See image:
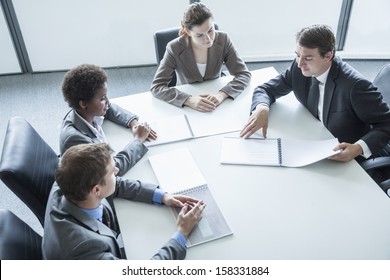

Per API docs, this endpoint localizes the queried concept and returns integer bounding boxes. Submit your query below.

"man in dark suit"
[240,24,390,163]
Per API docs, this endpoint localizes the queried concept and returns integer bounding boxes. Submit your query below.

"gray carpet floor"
[0,59,389,235]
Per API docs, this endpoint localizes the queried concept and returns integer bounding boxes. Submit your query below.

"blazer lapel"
[67,110,98,140]
[61,196,117,238]
[322,61,339,126]
[178,37,203,81]
[205,33,223,79]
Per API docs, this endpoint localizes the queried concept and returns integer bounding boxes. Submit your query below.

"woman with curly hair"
[60,64,157,176]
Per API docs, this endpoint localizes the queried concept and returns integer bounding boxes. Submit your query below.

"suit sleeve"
[105,103,149,176]
[105,103,138,127]
[150,42,191,107]
[350,79,390,156]
[250,61,295,113]
[113,176,157,203]
[113,140,148,177]
[150,239,186,260]
[220,34,251,99]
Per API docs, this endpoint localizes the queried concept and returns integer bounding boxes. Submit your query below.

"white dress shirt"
[316,68,371,158]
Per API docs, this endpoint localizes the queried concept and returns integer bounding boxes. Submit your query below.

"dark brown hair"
[296,24,336,59]
[55,143,113,202]
[179,2,213,36]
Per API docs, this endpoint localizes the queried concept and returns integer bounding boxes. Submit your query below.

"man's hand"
[240,104,269,138]
[162,193,200,208]
[176,200,205,238]
[328,142,363,162]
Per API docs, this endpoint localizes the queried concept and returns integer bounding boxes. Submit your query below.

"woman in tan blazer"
[150,2,251,112]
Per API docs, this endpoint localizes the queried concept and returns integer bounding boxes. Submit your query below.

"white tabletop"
[104,67,390,260]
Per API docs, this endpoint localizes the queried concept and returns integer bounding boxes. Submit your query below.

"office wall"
[203,0,342,61]
[0,7,21,74]
[1,0,390,74]
[12,0,188,71]
[344,0,390,58]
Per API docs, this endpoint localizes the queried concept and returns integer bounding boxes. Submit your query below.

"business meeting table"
[103,67,390,260]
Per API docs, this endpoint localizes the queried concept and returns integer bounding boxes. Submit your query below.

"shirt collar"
[80,204,104,222]
[316,66,331,85]
[74,110,104,137]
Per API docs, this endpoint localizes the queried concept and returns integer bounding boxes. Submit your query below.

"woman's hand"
[184,92,229,112]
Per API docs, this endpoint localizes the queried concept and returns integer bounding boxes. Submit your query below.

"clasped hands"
[184,91,229,112]
[162,193,206,238]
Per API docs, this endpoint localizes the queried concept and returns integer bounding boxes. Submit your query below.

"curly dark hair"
[62,64,108,109]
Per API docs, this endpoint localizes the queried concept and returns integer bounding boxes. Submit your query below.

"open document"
[149,148,233,247]
[220,137,340,167]
[144,112,241,147]
[144,114,194,147]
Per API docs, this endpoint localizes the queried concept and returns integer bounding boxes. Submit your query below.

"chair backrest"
[0,116,59,226]
[153,23,219,87]
[373,64,390,104]
[153,27,181,67]
[0,209,42,259]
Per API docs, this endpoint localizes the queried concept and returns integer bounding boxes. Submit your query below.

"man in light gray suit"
[42,143,204,260]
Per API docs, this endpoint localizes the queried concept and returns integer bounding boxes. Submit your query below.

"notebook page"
[220,137,280,166]
[281,138,340,167]
[144,114,194,147]
[149,148,207,193]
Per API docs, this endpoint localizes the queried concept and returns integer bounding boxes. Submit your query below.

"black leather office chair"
[153,23,219,87]
[360,64,390,196]
[0,209,42,259]
[0,116,59,226]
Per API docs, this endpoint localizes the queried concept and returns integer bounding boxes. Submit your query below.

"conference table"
[103,67,390,260]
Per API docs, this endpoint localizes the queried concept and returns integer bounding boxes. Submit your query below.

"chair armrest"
[360,156,390,171]
[379,178,390,197]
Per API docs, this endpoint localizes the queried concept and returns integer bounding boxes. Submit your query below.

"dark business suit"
[251,56,390,157]
[42,182,186,260]
[60,103,148,177]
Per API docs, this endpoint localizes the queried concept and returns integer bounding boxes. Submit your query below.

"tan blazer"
[150,31,251,107]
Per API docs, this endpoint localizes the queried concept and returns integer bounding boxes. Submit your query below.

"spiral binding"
[172,183,208,195]
[277,138,282,166]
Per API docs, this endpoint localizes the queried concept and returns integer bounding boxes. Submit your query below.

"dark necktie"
[102,205,116,231]
[307,77,320,118]
[101,204,127,259]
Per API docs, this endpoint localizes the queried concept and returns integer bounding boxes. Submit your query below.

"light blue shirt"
[80,204,104,221]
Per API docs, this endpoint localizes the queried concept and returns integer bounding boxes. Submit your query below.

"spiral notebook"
[149,148,233,247]
[220,136,340,167]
